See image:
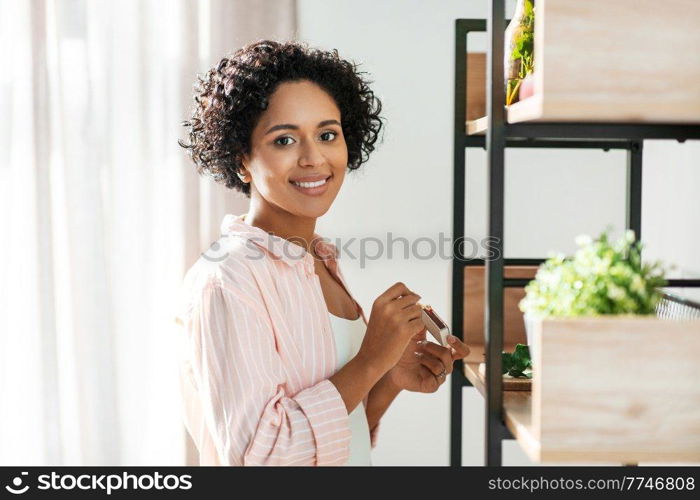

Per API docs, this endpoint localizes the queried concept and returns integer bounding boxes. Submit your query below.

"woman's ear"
[236,168,249,183]
[237,157,250,183]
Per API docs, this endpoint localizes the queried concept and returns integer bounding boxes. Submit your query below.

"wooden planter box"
[513,0,700,123]
[466,0,700,131]
[529,316,700,463]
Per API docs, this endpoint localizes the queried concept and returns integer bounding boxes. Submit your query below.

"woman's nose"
[298,139,325,167]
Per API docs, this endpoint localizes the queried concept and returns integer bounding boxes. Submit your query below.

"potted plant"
[505,0,535,105]
[519,229,667,361]
[515,231,700,461]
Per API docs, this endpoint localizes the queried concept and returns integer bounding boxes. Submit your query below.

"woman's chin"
[293,203,332,219]
[288,189,340,218]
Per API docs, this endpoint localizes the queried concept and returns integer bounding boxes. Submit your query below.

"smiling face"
[240,79,348,220]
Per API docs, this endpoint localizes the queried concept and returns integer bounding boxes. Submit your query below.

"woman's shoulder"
[176,235,270,321]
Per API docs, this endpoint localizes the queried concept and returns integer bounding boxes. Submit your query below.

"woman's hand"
[356,282,426,376]
[387,329,471,393]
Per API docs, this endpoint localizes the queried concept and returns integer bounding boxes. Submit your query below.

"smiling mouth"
[289,175,332,188]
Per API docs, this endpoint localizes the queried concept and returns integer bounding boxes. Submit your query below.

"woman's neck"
[244,199,317,256]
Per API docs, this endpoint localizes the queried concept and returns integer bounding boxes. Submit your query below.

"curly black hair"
[178,40,384,198]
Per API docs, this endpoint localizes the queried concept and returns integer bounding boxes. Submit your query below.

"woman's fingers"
[411,328,427,343]
[414,351,447,377]
[375,282,414,306]
[418,365,441,391]
[401,304,424,323]
[395,293,421,310]
[417,341,454,375]
[446,335,470,360]
[416,357,447,390]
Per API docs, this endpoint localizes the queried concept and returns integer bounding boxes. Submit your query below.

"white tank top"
[328,312,373,466]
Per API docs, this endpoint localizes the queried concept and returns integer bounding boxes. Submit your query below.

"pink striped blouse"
[176,213,379,466]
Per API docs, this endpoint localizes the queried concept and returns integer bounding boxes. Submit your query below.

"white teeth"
[292,177,328,188]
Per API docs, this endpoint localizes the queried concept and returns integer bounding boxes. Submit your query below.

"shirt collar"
[220,213,339,272]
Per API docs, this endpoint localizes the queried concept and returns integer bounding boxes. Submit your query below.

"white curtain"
[0,0,296,465]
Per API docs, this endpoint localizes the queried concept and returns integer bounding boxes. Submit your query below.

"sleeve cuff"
[295,379,352,466]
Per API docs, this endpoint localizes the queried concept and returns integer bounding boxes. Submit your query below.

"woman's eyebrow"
[264,119,341,135]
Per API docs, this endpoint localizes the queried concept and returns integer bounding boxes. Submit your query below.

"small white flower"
[607,284,626,301]
[630,275,645,294]
[575,234,592,247]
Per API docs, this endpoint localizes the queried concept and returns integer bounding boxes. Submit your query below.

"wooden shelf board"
[508,95,545,123]
[464,94,700,136]
[462,329,700,464]
[461,344,662,463]
[462,344,541,462]
[465,96,543,136]
[466,116,489,136]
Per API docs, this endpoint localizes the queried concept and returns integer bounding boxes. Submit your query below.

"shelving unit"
[450,3,700,467]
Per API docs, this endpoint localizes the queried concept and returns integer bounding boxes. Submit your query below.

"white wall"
[297,0,700,466]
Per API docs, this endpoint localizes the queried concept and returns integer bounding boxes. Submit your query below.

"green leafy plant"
[519,229,668,318]
[502,344,532,378]
[506,0,535,105]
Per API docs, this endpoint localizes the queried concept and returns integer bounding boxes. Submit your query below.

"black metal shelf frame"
[450,2,700,467]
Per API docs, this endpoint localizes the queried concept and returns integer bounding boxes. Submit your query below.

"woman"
[177,40,470,466]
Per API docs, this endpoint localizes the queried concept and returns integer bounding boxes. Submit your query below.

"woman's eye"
[274,136,295,146]
[320,131,337,141]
